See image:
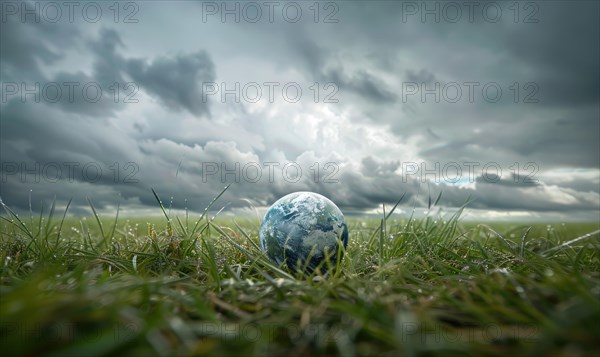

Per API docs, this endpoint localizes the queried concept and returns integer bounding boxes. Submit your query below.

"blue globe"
[259,192,348,273]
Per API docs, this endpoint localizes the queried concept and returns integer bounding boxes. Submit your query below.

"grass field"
[1,191,599,356]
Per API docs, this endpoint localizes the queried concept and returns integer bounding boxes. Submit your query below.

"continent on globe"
[259,191,348,274]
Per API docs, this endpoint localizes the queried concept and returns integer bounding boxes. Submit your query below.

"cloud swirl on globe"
[259,192,348,274]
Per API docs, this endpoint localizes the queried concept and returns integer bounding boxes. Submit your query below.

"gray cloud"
[405,69,436,84]
[324,68,396,103]
[127,51,215,116]
[1,1,598,221]
[0,6,80,81]
[361,156,400,177]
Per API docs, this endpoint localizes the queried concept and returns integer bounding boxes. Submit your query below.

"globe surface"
[259,191,348,273]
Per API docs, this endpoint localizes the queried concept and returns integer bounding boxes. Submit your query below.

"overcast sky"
[1,0,599,220]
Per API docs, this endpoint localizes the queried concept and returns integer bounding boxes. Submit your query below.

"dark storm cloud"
[324,68,396,103]
[1,0,598,220]
[501,1,599,107]
[0,105,248,214]
[291,34,396,103]
[127,51,215,116]
[79,28,215,118]
[465,185,596,213]
[507,114,599,168]
[0,17,213,213]
[89,29,126,88]
[267,167,599,215]
[1,25,128,118]
[0,101,121,163]
[417,107,599,169]
[0,102,144,212]
[553,178,600,194]
[361,156,400,177]
[2,9,215,118]
[293,35,326,74]
[405,69,436,84]
[475,173,540,188]
[289,1,599,170]
[45,70,126,117]
[0,5,80,81]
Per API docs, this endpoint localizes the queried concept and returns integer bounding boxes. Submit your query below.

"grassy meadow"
[1,191,599,356]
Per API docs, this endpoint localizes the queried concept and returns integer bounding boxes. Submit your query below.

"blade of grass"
[86,197,106,248]
[189,184,231,238]
[151,188,173,236]
[53,198,72,252]
[541,229,600,256]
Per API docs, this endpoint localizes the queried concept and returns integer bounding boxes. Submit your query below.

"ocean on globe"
[259,191,348,274]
